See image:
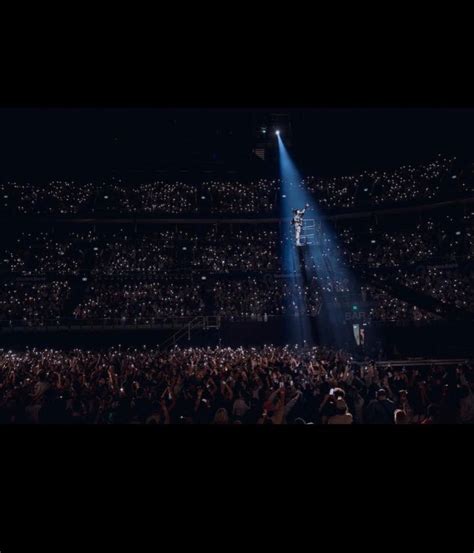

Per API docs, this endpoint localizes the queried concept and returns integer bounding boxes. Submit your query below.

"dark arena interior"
[1,107,473,426]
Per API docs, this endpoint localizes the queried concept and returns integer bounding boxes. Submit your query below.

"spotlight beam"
[277,133,312,345]
[277,133,362,349]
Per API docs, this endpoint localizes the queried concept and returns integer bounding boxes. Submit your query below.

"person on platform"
[291,204,310,246]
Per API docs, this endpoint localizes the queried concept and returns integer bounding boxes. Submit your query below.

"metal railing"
[0,314,223,333]
[0,315,201,331]
[354,358,469,368]
[159,316,211,349]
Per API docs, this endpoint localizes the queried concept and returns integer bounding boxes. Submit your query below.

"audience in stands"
[0,207,472,326]
[0,156,470,216]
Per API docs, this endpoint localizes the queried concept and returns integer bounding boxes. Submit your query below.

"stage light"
[275,130,280,135]
[277,134,361,349]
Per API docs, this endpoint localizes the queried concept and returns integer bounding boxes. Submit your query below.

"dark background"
[1,107,474,178]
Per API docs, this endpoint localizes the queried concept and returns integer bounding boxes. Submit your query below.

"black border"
[1,40,473,552]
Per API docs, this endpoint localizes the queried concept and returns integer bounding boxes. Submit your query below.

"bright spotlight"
[275,130,280,135]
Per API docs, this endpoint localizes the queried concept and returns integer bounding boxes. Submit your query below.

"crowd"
[1,156,471,216]
[70,276,323,323]
[91,232,176,276]
[203,179,278,214]
[73,281,205,321]
[0,180,95,215]
[366,158,453,206]
[362,287,439,323]
[359,266,474,324]
[0,345,472,424]
[96,180,199,214]
[0,231,88,276]
[1,268,468,327]
[3,211,471,277]
[212,276,322,319]
[0,281,71,324]
[392,266,474,313]
[1,156,473,426]
[190,228,279,273]
[341,214,473,268]
[303,175,360,210]
[0,207,472,326]
[303,157,457,209]
[0,227,281,276]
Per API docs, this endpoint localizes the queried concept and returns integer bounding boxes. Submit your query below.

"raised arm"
[284,390,302,416]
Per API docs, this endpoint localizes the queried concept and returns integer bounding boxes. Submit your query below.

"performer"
[291,203,310,246]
